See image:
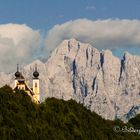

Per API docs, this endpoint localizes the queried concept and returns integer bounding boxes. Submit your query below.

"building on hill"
[14,64,40,103]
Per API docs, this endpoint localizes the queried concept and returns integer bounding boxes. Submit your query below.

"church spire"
[15,64,20,78]
[17,64,19,72]
[35,64,37,71]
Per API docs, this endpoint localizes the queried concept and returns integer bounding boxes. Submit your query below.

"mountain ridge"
[0,38,140,122]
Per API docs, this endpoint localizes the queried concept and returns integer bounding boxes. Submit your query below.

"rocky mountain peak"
[0,39,140,122]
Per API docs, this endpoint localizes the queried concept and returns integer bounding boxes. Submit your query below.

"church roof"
[24,81,34,96]
[15,73,25,80]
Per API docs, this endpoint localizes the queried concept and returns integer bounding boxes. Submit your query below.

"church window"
[35,83,37,87]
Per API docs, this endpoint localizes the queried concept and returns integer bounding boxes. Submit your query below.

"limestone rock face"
[0,72,11,87]
[0,38,140,122]
[117,53,140,121]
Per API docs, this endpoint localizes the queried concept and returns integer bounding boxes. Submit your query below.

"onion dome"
[33,64,39,78]
[15,64,21,78]
[15,71,20,77]
[33,71,39,78]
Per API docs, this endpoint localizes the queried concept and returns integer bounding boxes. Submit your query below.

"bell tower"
[33,64,40,103]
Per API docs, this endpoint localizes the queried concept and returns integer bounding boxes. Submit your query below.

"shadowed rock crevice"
[86,48,89,60]
[84,83,88,97]
[100,53,104,67]
[119,55,126,82]
[72,59,78,94]
[92,77,96,91]
[90,49,94,67]
[72,59,76,75]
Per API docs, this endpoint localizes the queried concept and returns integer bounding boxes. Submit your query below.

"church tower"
[14,64,26,90]
[14,64,21,88]
[33,64,40,103]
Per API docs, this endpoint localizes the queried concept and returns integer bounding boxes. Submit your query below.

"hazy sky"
[0,0,140,72]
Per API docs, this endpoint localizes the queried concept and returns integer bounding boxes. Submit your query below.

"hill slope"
[0,85,140,140]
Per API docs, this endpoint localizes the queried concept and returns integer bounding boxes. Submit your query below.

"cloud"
[2,19,140,72]
[0,23,41,73]
[44,19,140,54]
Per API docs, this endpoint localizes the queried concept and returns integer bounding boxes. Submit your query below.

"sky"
[0,0,140,30]
[0,0,140,72]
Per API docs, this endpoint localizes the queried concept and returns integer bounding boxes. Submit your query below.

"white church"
[14,64,40,103]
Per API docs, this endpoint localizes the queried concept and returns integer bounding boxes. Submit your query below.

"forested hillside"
[0,85,139,140]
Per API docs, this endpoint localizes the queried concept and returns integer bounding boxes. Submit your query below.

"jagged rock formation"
[0,39,140,122]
